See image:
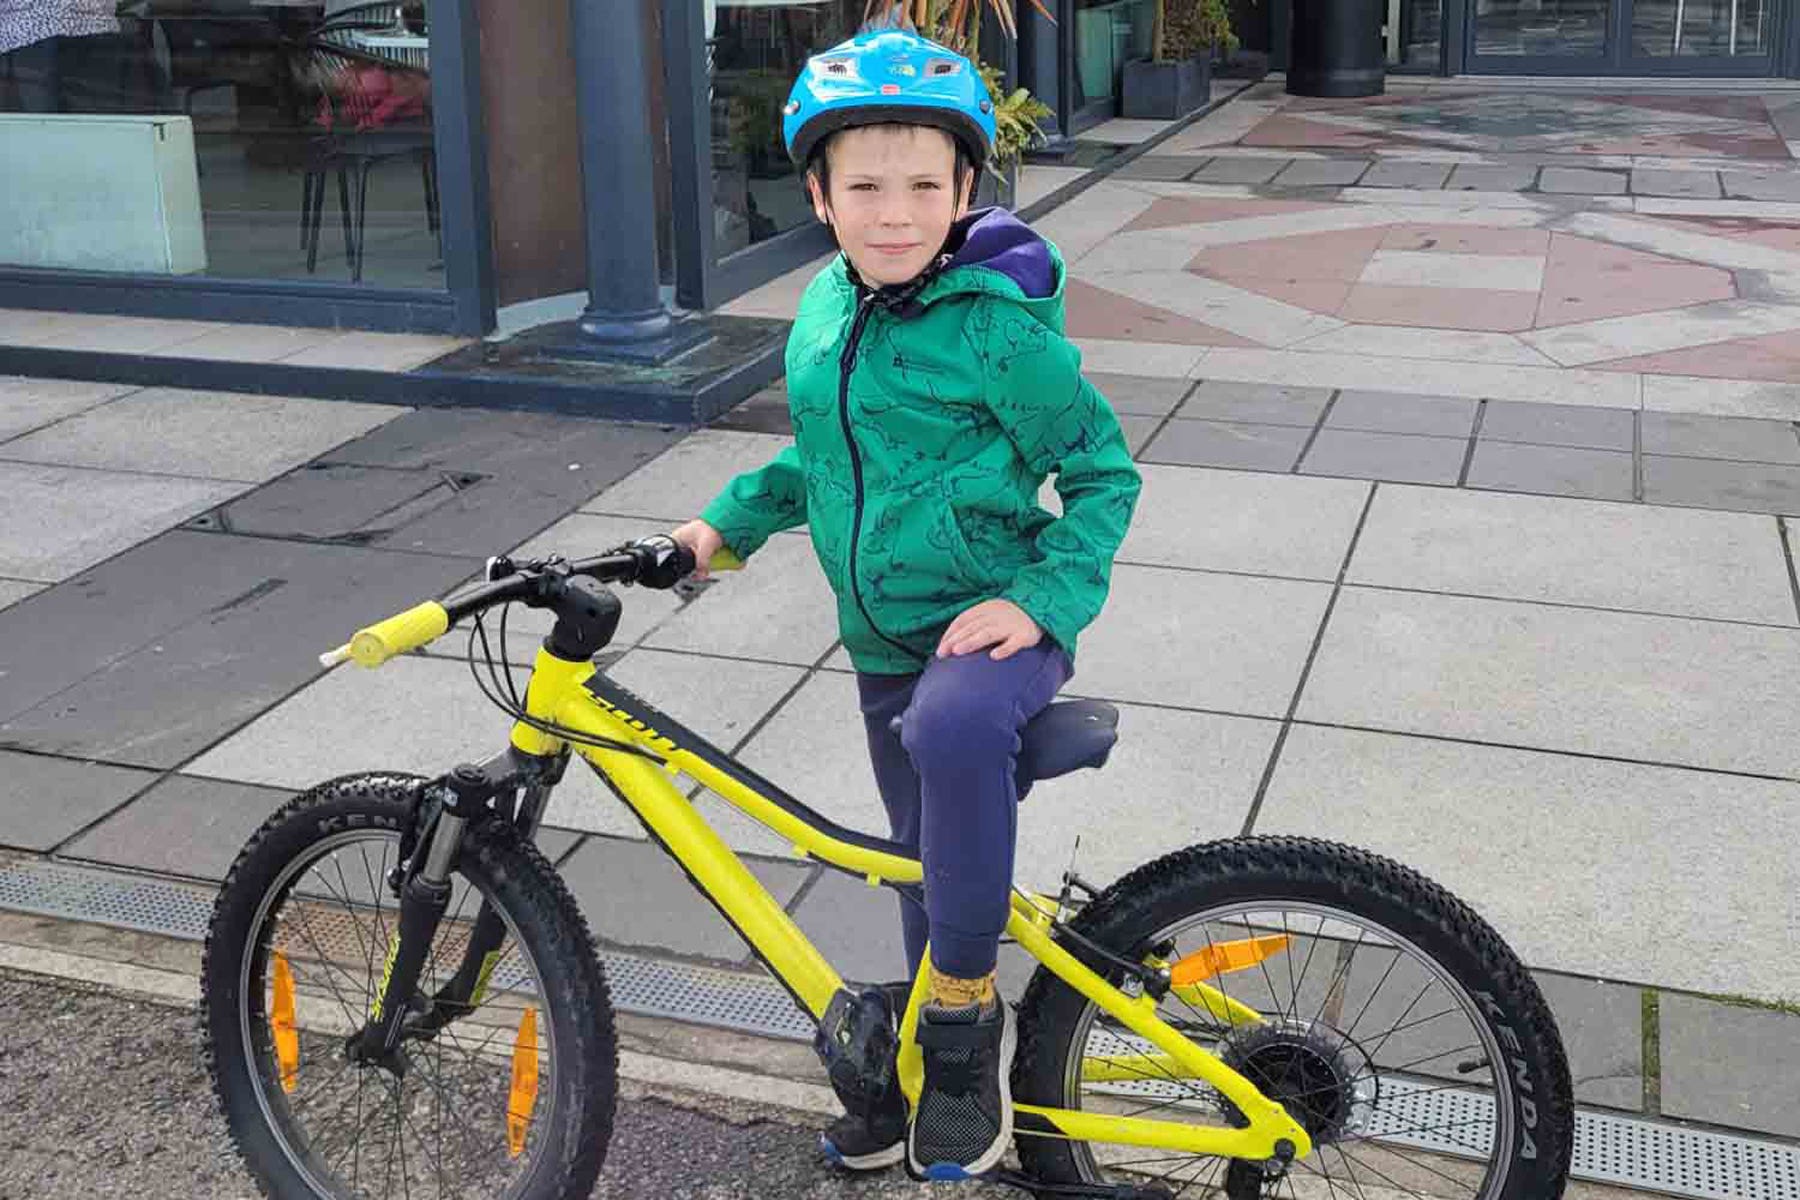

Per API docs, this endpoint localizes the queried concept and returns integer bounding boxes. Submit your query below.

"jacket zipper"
[838,295,922,664]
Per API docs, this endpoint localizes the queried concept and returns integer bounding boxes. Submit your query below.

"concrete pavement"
[4,76,1800,1193]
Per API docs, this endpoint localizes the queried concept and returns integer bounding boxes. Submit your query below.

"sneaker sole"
[821,1134,905,1172]
[906,1003,1017,1181]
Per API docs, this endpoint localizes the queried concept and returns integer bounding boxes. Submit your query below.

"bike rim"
[1057,899,1517,1200]
[234,829,560,1200]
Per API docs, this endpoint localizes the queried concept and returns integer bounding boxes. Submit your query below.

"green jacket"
[700,210,1142,675]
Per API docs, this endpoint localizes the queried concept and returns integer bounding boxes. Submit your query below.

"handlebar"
[319,538,742,669]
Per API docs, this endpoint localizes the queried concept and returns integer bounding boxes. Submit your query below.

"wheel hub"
[1221,1018,1362,1146]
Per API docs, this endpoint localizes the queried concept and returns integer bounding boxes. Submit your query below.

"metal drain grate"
[3,858,1797,1199]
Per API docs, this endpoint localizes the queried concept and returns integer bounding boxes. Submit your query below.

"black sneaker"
[820,1091,907,1171]
[905,998,1015,1181]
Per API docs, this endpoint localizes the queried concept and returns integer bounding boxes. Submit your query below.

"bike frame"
[500,646,1315,1164]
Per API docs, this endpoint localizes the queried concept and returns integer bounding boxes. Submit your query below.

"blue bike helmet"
[783,29,996,170]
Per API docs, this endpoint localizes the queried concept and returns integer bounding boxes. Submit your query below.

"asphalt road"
[0,968,1014,1200]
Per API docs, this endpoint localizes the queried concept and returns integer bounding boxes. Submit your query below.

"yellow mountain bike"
[200,537,1574,1200]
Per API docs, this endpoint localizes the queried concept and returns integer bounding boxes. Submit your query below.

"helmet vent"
[927,59,962,76]
[819,57,857,77]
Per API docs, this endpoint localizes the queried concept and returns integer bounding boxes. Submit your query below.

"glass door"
[1465,0,1779,73]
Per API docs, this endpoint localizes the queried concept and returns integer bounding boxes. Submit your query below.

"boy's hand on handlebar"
[671,519,726,580]
[938,599,1043,661]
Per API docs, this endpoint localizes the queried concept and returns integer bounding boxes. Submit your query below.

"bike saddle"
[888,700,1119,796]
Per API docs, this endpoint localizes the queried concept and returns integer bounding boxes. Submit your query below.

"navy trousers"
[855,642,1070,980]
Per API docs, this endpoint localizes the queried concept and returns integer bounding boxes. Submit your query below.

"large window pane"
[1388,0,1443,67]
[1073,0,1152,112]
[1630,0,1769,56]
[0,0,444,287]
[1472,0,1609,56]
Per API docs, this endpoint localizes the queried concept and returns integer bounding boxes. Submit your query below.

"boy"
[671,27,1141,1182]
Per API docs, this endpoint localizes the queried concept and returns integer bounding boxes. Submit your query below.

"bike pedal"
[992,1169,1174,1199]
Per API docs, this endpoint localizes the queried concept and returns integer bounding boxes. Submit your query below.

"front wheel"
[201,772,617,1200]
[1013,836,1573,1200]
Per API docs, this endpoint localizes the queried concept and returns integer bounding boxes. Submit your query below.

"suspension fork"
[355,750,565,1063]
[354,744,565,1065]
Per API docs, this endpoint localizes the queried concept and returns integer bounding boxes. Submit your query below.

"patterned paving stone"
[1327,390,1479,437]
[1466,441,1635,502]
[1270,158,1369,187]
[1720,170,1800,202]
[1190,156,1289,185]
[1445,163,1539,191]
[1642,455,1800,515]
[1630,168,1722,199]
[1360,160,1453,189]
[1540,167,1628,195]
[1112,155,1209,181]
[1182,381,1332,427]
[1480,400,1635,451]
[1641,412,1800,465]
[1300,429,1467,486]
[1140,418,1310,471]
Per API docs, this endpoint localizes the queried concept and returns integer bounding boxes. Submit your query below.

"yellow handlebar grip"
[347,601,450,668]
[709,548,745,572]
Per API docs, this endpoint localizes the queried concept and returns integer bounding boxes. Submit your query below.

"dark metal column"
[564,0,706,359]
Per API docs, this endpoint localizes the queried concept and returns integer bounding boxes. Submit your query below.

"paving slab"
[1478,400,1635,451]
[1112,155,1209,181]
[642,533,840,666]
[1540,167,1628,195]
[1445,164,1539,192]
[0,534,483,769]
[1661,993,1800,1138]
[1720,170,1800,202]
[58,774,295,880]
[315,409,680,557]
[0,751,157,851]
[559,833,812,966]
[1348,486,1798,626]
[1533,972,1644,1110]
[1075,564,1332,717]
[1118,414,1161,456]
[1327,391,1480,437]
[1642,455,1800,516]
[732,669,1280,889]
[1360,161,1453,190]
[710,384,792,436]
[583,429,796,524]
[0,463,242,583]
[1630,169,1722,199]
[1466,441,1635,502]
[1640,412,1800,465]
[1139,419,1310,471]
[1085,373,1193,418]
[1300,586,1800,777]
[1300,430,1467,486]
[185,647,803,846]
[0,579,42,610]
[0,389,402,482]
[0,376,135,442]
[191,463,462,542]
[1118,464,1368,580]
[1181,380,1332,427]
[1270,159,1369,188]
[1191,157,1288,185]
[1258,724,1800,1001]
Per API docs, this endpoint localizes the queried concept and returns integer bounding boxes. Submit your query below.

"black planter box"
[1120,55,1212,122]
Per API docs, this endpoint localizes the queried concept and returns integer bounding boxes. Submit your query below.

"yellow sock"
[929,965,997,1009]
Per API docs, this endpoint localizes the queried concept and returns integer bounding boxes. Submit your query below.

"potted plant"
[1121,0,1236,120]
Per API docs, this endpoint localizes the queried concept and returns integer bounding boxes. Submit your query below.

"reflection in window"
[1472,0,1610,57]
[0,0,443,286]
[1631,0,1769,56]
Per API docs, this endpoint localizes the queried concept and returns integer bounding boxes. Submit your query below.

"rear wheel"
[1014,837,1573,1199]
[202,772,617,1200]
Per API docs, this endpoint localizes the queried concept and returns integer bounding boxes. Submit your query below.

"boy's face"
[808,125,973,287]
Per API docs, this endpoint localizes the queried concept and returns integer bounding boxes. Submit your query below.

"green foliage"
[1157,0,1239,62]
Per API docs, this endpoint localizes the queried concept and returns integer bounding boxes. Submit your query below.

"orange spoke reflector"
[507,1008,540,1159]
[1169,934,1292,986]
[271,950,299,1094]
